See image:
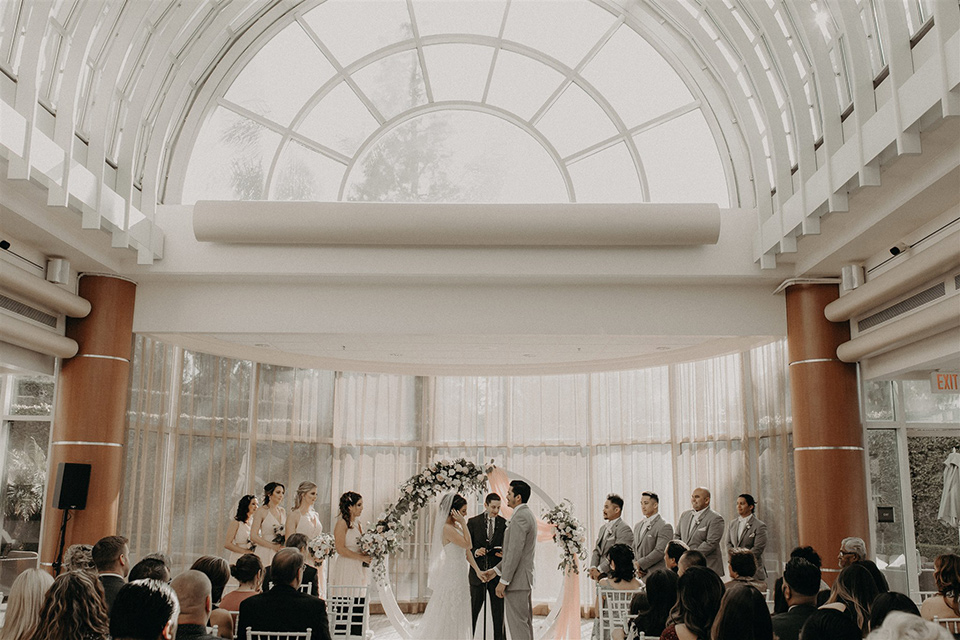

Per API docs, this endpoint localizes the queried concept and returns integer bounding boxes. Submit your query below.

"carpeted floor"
[367,613,598,639]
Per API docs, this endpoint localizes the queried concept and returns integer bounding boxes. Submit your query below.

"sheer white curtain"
[123,337,794,604]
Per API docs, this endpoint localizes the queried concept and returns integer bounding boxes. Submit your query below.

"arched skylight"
[180,0,731,206]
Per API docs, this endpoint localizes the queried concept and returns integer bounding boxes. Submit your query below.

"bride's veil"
[427,492,457,590]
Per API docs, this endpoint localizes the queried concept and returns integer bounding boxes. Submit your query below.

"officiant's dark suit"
[468,507,507,640]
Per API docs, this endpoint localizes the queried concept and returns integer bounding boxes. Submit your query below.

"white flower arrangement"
[308,532,337,563]
[542,499,587,574]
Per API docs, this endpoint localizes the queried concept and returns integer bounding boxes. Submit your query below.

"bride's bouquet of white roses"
[307,533,336,563]
[542,499,587,574]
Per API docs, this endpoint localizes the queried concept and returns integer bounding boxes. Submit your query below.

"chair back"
[327,585,370,639]
[597,586,644,637]
[934,616,960,633]
[299,582,313,595]
[245,629,312,640]
[918,590,939,601]
[226,611,240,639]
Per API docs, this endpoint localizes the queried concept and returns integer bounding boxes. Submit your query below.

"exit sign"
[931,372,959,393]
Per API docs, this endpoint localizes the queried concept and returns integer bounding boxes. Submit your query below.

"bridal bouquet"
[542,499,587,574]
[308,533,336,563]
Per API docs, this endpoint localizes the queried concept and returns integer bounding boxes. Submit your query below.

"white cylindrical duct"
[0,260,91,317]
[836,295,960,362]
[193,201,723,246]
[0,313,78,359]
[825,229,960,322]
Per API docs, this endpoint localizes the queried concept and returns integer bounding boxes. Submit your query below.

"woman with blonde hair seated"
[0,569,54,640]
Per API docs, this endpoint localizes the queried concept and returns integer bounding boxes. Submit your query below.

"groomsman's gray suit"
[499,503,537,640]
[589,518,634,576]
[676,508,725,576]
[726,514,768,581]
[633,513,673,575]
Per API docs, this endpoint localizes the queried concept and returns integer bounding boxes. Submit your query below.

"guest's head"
[826,562,880,634]
[604,494,624,521]
[934,554,960,599]
[92,534,130,577]
[736,494,757,517]
[29,570,110,640]
[782,557,821,606]
[171,570,212,626]
[129,557,170,583]
[235,494,258,522]
[641,491,660,517]
[285,532,309,553]
[711,583,773,640]
[485,493,501,517]
[263,482,285,507]
[109,579,179,640]
[868,592,920,631]
[508,480,531,506]
[839,536,867,567]
[865,611,953,640]
[669,566,724,639]
[691,487,712,511]
[62,544,96,575]
[0,568,54,640]
[666,540,689,571]
[728,547,757,579]
[678,549,707,576]
[189,556,229,605]
[338,491,363,526]
[293,481,318,510]
[799,609,862,640]
[230,553,263,587]
[271,548,304,588]
[633,569,679,636]
[607,543,636,583]
[790,545,823,569]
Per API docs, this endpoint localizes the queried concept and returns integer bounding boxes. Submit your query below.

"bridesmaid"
[287,482,325,595]
[328,491,372,590]
[250,482,286,568]
[224,494,258,565]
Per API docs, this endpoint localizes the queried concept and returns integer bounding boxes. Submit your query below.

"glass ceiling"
[181,0,729,205]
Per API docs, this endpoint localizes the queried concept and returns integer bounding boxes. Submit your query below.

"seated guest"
[799,609,862,640]
[678,549,707,576]
[838,536,889,594]
[28,570,110,640]
[110,579,179,640]
[711,583,773,640]
[237,549,331,640]
[869,592,920,632]
[63,543,97,575]
[599,543,642,590]
[221,554,264,611]
[130,557,171,583]
[171,570,219,640]
[666,540,689,573]
[866,611,953,640]
[774,546,828,614]
[0,568,54,640]
[621,569,677,639]
[661,566,724,640]
[92,534,130,611]
[613,592,646,640]
[726,547,766,592]
[772,558,822,640]
[263,533,320,596]
[190,556,232,639]
[921,554,960,623]
[821,563,880,637]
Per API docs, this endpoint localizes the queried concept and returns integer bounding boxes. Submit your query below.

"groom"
[495,480,536,640]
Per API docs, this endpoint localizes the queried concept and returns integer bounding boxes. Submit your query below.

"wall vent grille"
[858,282,946,331]
[955,273,960,290]
[0,294,58,327]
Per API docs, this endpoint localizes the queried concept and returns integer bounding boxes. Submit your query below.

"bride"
[415,493,490,639]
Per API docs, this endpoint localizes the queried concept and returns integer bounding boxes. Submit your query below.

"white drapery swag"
[122,337,794,605]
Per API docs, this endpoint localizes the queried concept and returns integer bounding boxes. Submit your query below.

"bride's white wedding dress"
[414,541,473,639]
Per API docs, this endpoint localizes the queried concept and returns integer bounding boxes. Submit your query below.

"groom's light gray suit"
[498,502,537,640]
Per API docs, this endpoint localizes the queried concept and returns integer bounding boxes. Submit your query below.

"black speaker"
[52,463,91,510]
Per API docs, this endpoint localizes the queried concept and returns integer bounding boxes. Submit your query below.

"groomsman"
[588,494,634,581]
[726,493,767,581]
[468,492,507,640]
[633,491,673,578]
[676,487,725,576]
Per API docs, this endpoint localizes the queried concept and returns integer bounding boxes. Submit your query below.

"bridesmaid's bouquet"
[271,523,285,545]
[308,533,337,562]
[542,499,587,574]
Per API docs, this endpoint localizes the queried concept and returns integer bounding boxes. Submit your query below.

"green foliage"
[221,116,266,200]
[908,435,960,562]
[4,437,46,521]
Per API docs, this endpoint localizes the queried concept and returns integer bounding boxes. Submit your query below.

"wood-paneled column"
[786,283,868,584]
[40,275,135,572]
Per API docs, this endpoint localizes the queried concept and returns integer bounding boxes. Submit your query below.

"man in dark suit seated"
[110,579,179,640]
[263,533,320,596]
[238,548,331,640]
[771,558,821,640]
[93,534,130,612]
[468,492,507,640]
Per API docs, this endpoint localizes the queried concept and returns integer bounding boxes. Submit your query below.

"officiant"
[469,492,508,640]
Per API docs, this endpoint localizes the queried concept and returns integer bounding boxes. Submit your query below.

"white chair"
[595,586,644,640]
[226,611,240,639]
[245,629,312,640]
[918,590,939,601]
[933,616,960,634]
[326,585,370,639]
[299,582,313,595]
